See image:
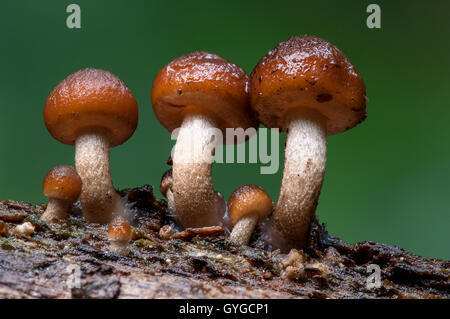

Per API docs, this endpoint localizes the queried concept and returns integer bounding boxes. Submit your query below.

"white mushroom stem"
[166,189,176,213]
[75,130,124,224]
[229,214,258,246]
[172,114,225,228]
[40,198,70,222]
[272,110,327,249]
[109,240,130,256]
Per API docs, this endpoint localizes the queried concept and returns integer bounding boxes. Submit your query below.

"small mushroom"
[40,165,82,223]
[12,222,35,235]
[160,169,175,213]
[108,215,132,256]
[44,68,138,224]
[151,52,256,228]
[159,224,174,239]
[227,185,273,246]
[250,36,367,250]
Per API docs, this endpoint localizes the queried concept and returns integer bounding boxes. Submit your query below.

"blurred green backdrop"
[0,0,449,259]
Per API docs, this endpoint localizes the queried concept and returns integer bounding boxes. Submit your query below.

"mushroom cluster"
[37,35,366,255]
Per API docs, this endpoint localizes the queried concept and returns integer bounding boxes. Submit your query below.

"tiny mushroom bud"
[159,224,174,239]
[250,36,367,250]
[44,68,138,224]
[12,222,35,235]
[151,52,256,228]
[108,215,132,256]
[160,169,175,213]
[40,165,82,223]
[228,185,273,246]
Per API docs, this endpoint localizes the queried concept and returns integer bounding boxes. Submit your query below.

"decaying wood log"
[0,185,448,299]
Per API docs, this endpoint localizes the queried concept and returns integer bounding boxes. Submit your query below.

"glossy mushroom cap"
[160,169,173,196]
[250,35,367,134]
[108,216,132,244]
[43,165,82,202]
[228,184,273,225]
[151,51,256,139]
[44,68,138,146]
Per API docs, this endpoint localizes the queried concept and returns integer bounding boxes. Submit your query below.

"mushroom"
[40,165,82,222]
[227,184,273,246]
[12,222,35,235]
[159,224,174,239]
[44,68,138,224]
[160,169,175,213]
[249,36,367,250]
[151,52,256,228]
[108,215,132,256]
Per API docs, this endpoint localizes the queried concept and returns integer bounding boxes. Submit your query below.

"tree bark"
[0,186,448,299]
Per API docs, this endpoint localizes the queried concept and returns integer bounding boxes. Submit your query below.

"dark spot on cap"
[177,89,182,95]
[316,93,332,103]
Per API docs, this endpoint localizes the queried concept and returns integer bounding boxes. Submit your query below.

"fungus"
[40,165,82,223]
[227,184,273,246]
[108,215,132,256]
[12,222,35,235]
[250,36,367,250]
[151,52,256,228]
[159,224,174,239]
[44,68,138,224]
[160,169,175,213]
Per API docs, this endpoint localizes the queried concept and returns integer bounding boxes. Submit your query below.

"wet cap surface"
[151,51,257,139]
[228,184,273,225]
[250,35,367,134]
[43,165,82,202]
[44,68,138,146]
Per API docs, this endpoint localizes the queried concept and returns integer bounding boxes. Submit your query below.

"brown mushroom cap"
[44,68,138,147]
[108,216,131,243]
[151,51,256,139]
[160,169,173,196]
[43,165,82,202]
[228,184,273,225]
[250,35,366,135]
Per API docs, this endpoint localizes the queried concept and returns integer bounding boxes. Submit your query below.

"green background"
[1,0,449,259]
